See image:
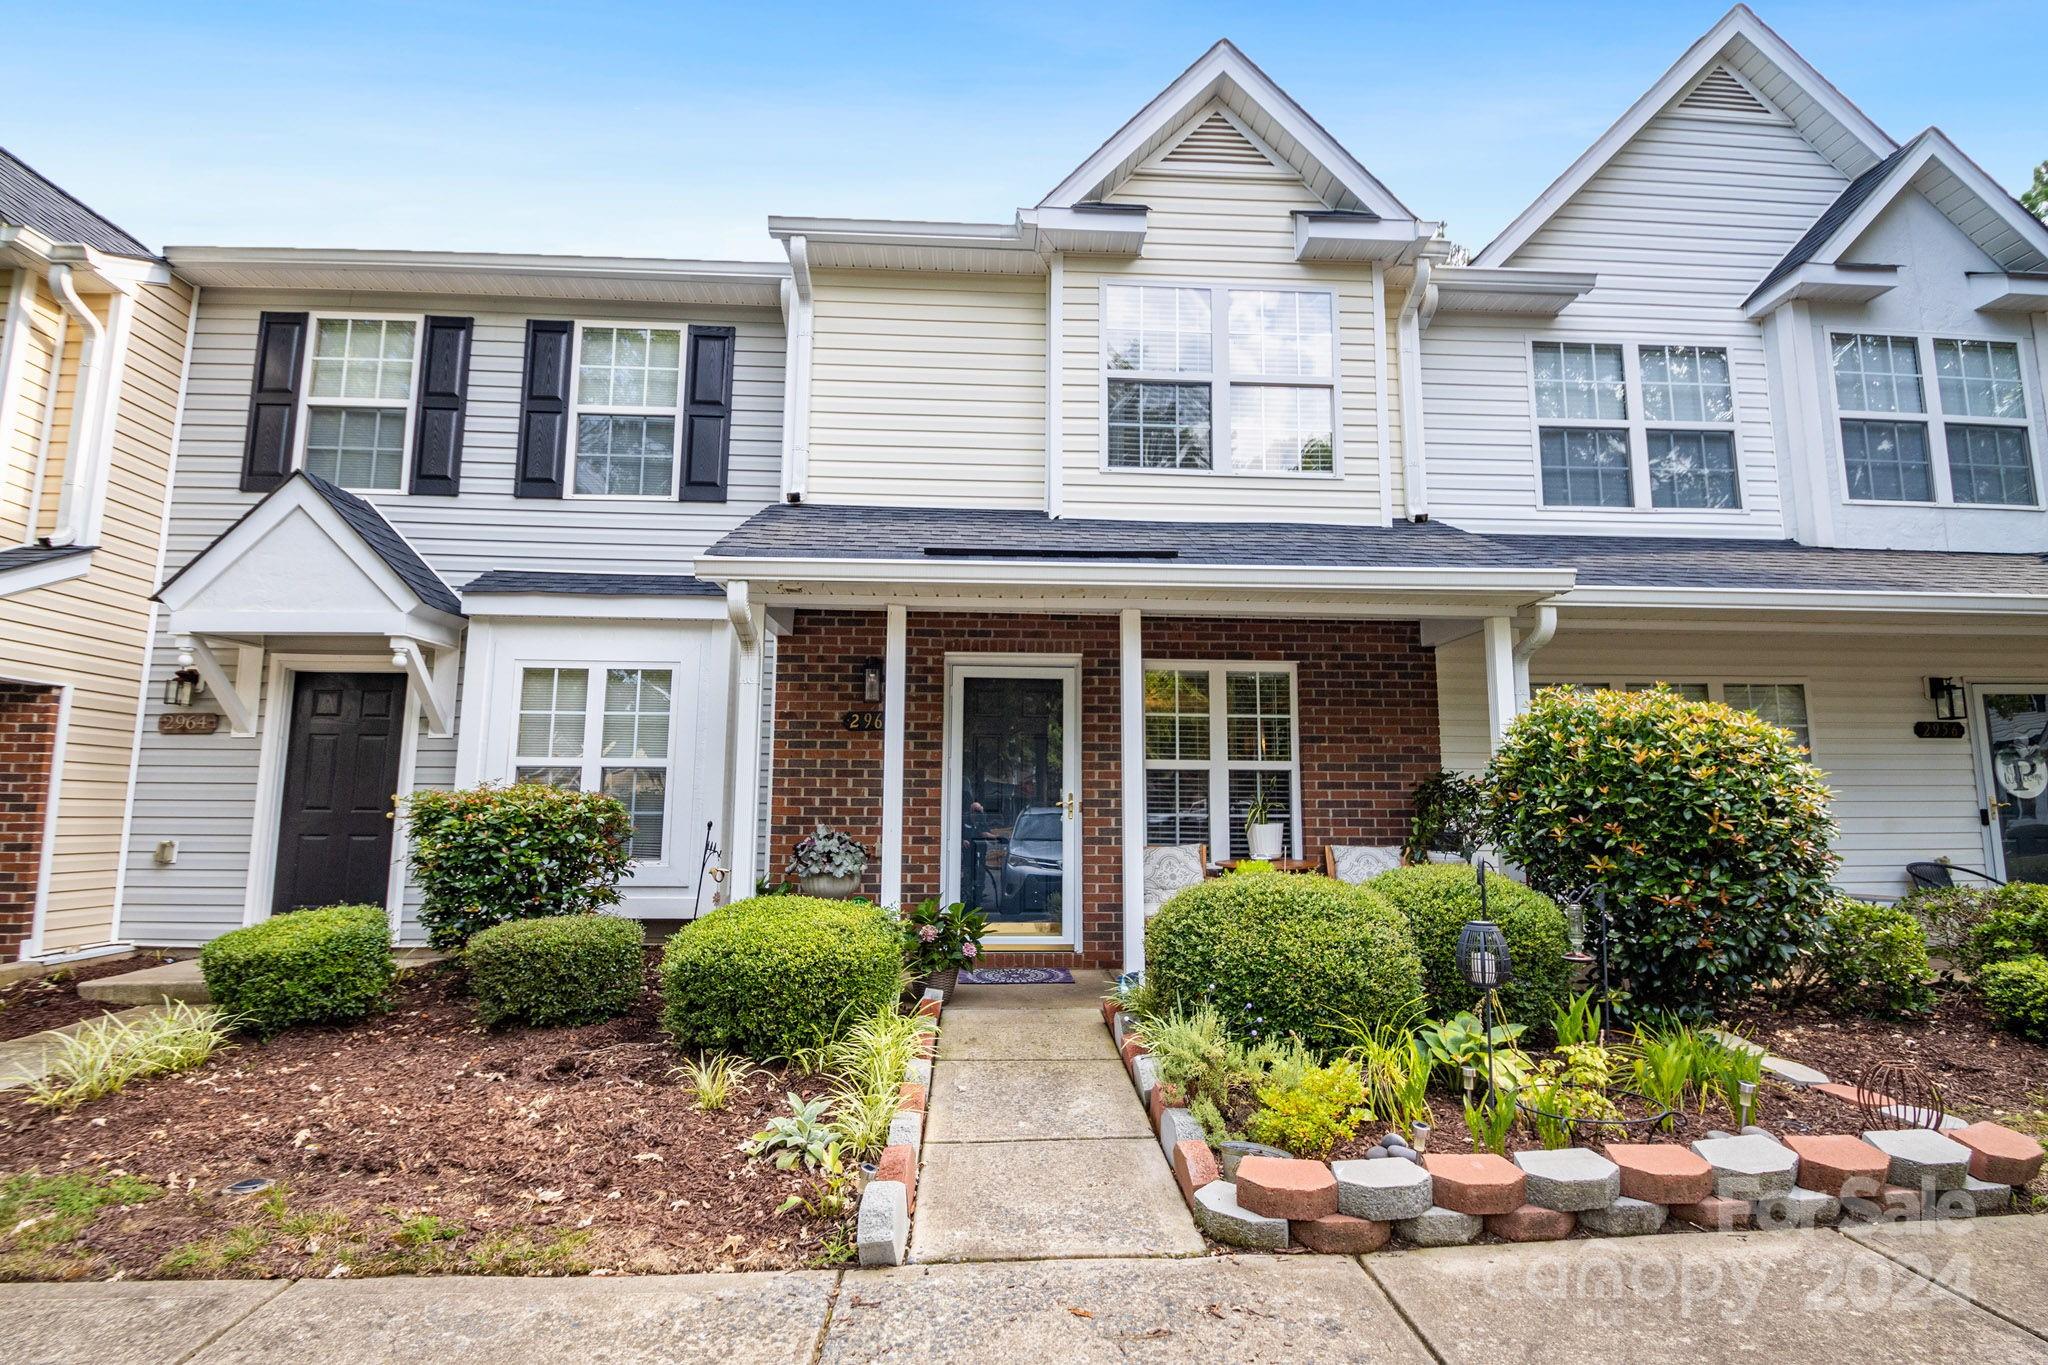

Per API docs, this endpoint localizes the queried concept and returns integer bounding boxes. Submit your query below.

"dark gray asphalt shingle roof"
[0,543,93,576]
[0,148,155,260]
[705,503,2048,597]
[1749,138,1914,304]
[463,570,720,598]
[300,474,462,615]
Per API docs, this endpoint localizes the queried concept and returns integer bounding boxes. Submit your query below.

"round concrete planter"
[798,872,862,899]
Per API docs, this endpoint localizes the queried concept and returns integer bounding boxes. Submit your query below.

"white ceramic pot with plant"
[1244,792,1285,861]
[787,825,870,899]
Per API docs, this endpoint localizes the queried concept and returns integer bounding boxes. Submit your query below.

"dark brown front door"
[272,672,405,913]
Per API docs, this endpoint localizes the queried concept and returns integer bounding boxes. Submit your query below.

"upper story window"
[573,325,683,497]
[1104,283,1335,476]
[1832,333,2038,508]
[301,317,418,491]
[1533,341,1739,511]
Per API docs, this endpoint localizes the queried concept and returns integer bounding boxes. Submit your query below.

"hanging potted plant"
[901,898,988,1000]
[786,825,870,899]
[1244,791,1285,861]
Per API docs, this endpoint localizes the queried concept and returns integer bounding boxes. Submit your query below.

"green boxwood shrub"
[660,896,902,1057]
[1783,898,1935,1017]
[466,913,644,1028]
[1486,686,1839,1014]
[406,784,634,948]
[1962,883,2048,971]
[1979,955,2048,1042]
[1900,885,2000,966]
[200,904,395,1037]
[1367,863,1569,1026]
[1144,871,1424,1049]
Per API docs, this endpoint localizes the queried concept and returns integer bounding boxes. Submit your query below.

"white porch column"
[1119,607,1145,976]
[725,582,763,900]
[880,603,908,909]
[1483,614,1517,749]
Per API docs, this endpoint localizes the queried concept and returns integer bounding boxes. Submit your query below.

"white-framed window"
[1532,341,1741,511]
[1141,661,1300,858]
[1563,679,1813,753]
[513,664,675,861]
[1831,332,2041,508]
[570,324,684,498]
[299,315,420,492]
[1103,282,1336,476]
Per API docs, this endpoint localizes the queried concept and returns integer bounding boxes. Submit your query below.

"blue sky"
[9,2,2043,261]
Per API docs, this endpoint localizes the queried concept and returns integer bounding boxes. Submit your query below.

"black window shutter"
[241,311,308,493]
[514,319,574,498]
[679,325,737,503]
[409,315,473,496]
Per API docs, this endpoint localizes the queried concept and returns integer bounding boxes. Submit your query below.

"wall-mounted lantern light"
[163,667,201,708]
[861,657,884,703]
[1927,677,1967,721]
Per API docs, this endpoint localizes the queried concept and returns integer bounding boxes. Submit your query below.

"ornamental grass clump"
[199,903,395,1037]
[1486,685,1839,1014]
[406,784,634,948]
[1144,871,1424,1049]
[24,1003,234,1110]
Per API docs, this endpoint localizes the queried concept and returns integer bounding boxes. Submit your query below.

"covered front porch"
[701,505,1569,971]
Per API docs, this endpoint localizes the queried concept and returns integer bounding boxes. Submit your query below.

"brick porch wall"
[0,682,60,957]
[769,611,1440,968]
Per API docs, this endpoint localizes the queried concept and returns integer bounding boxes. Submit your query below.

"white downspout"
[1395,256,1434,522]
[46,264,105,546]
[1045,252,1064,519]
[22,283,67,545]
[1511,603,1558,709]
[781,236,814,502]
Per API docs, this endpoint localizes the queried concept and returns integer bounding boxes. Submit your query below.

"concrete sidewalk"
[11,1218,2047,1364]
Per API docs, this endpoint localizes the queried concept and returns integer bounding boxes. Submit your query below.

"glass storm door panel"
[1983,691,2048,884]
[954,672,1074,938]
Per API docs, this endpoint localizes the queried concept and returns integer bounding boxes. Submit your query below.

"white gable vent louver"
[1678,66,1777,119]
[1162,111,1278,168]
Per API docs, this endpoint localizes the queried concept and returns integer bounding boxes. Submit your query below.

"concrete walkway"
[908,970,1203,1262]
[10,1219,2048,1363]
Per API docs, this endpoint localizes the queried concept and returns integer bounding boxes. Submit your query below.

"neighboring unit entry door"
[1976,687,2048,886]
[272,672,407,914]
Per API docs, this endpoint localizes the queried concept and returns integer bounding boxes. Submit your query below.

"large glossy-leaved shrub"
[466,913,645,1028]
[200,904,395,1037]
[406,784,634,948]
[1368,863,1570,1025]
[1485,686,1838,1014]
[660,896,902,1058]
[1144,871,1424,1048]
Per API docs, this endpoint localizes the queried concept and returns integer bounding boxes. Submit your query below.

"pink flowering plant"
[900,898,989,976]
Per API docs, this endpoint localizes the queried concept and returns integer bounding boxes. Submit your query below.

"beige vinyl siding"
[121,289,783,947]
[1423,109,1849,536]
[0,277,194,952]
[1435,623,2041,901]
[0,272,87,545]
[1059,168,1388,523]
[805,270,1046,508]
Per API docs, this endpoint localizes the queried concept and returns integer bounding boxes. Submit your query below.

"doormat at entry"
[959,967,1074,985]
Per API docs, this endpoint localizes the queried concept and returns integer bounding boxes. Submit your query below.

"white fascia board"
[1969,272,2048,314]
[1823,132,2048,277]
[695,553,1574,597]
[0,552,93,598]
[1744,262,1899,319]
[766,217,1033,249]
[459,592,730,622]
[1559,584,2048,616]
[1475,5,1896,267]
[162,246,788,303]
[169,606,462,647]
[1293,215,1423,263]
[1037,39,1416,220]
[1018,206,1147,256]
[1428,266,1600,316]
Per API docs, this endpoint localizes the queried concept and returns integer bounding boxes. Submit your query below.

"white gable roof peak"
[1039,39,1419,226]
[1475,4,1897,267]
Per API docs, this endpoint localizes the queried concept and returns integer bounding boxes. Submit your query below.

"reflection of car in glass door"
[1982,691,2048,884]
[997,806,1064,916]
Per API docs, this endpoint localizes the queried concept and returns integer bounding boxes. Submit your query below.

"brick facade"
[0,682,60,957]
[769,610,1440,968]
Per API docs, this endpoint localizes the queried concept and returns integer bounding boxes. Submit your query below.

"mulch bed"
[0,957,155,1043]
[0,955,847,1279]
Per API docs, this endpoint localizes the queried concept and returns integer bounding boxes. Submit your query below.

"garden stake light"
[1737,1080,1757,1129]
[1457,863,1514,1099]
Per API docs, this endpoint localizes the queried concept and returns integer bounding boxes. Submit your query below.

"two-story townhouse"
[697,7,2048,975]
[0,150,193,962]
[117,250,788,947]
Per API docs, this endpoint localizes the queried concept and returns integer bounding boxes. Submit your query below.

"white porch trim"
[1119,607,1145,975]
[880,603,908,909]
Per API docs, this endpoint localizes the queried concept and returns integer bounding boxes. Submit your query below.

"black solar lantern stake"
[1459,861,1515,1096]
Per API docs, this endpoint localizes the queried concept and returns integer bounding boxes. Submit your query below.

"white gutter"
[781,236,814,502]
[1560,584,2048,616]
[22,279,66,545]
[46,264,105,546]
[1394,256,1434,522]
